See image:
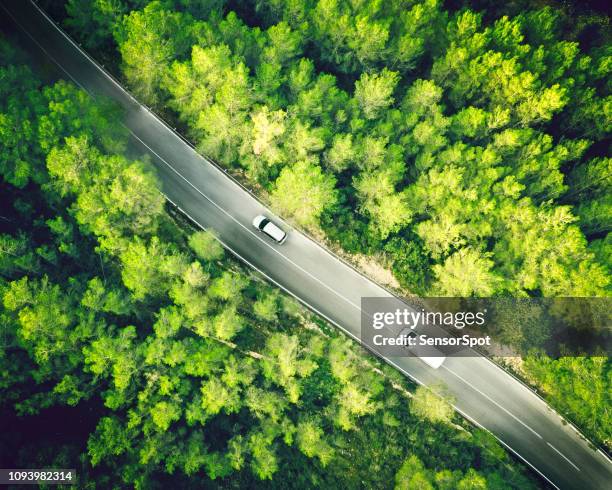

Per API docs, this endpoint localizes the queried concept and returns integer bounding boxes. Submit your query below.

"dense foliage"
[0,37,539,488]
[61,0,610,298]
[46,0,611,447]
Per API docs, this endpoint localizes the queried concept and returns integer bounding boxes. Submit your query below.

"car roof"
[263,221,286,242]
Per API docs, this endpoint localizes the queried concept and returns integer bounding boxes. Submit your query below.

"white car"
[399,329,446,369]
[252,215,287,244]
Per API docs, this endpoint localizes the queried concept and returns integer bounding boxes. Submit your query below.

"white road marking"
[442,365,543,439]
[451,407,561,490]
[547,443,581,472]
[597,449,612,462]
[478,356,552,408]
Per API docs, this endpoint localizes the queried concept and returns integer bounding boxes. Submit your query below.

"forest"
[0,33,542,488]
[0,0,610,486]
[37,0,611,447]
[48,0,611,298]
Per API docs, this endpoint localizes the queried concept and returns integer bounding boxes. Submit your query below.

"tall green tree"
[115,1,197,103]
[270,160,337,227]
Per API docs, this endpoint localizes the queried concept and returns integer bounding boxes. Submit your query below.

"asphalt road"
[2,1,611,488]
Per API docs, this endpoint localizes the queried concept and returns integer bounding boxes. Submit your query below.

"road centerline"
[547,443,581,472]
[441,365,543,440]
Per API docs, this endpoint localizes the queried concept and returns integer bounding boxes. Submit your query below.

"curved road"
[2,1,610,488]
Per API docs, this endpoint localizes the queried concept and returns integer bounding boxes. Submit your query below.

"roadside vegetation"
[37,0,612,450]
[52,0,611,298]
[0,36,541,488]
